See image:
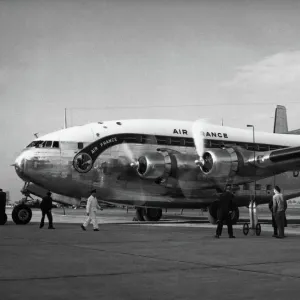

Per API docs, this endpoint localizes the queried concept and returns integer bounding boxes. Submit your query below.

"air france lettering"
[200,131,228,138]
[99,137,118,148]
[173,129,188,135]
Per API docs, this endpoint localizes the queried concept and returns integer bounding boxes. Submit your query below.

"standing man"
[40,191,55,229]
[215,185,236,239]
[81,189,102,231]
[0,189,7,225]
[273,186,287,238]
[268,198,278,237]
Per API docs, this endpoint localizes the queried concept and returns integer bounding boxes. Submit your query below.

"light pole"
[247,124,256,229]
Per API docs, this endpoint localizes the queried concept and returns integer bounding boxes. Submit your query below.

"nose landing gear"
[12,183,33,225]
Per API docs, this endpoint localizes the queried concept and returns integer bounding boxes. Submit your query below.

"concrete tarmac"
[1,215,300,299]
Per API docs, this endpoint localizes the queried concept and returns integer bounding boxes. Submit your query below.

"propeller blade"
[192,119,207,165]
[119,142,139,168]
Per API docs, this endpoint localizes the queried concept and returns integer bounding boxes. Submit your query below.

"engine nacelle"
[136,152,172,179]
[199,148,240,180]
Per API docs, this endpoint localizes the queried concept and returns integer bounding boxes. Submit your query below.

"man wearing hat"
[40,191,55,229]
[81,189,102,231]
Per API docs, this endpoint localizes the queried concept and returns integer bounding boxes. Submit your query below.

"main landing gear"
[243,200,261,236]
[134,207,163,222]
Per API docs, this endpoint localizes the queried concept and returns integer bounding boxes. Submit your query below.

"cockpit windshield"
[26,140,60,149]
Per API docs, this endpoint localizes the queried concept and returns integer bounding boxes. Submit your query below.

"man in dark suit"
[40,191,55,229]
[0,189,7,225]
[215,185,235,238]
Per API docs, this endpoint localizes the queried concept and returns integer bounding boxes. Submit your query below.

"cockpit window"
[26,140,60,149]
[45,141,52,147]
[52,141,59,148]
[26,140,43,148]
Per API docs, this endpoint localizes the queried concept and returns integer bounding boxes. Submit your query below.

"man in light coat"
[273,185,287,238]
[81,189,102,231]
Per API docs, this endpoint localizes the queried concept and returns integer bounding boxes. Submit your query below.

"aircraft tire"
[12,204,32,225]
[143,208,162,221]
[0,213,7,225]
[135,207,145,221]
[243,223,249,235]
[255,223,261,236]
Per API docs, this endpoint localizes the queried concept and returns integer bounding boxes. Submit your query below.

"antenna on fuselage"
[64,108,68,129]
[34,133,39,138]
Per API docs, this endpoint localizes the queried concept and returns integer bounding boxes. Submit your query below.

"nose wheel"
[12,204,32,225]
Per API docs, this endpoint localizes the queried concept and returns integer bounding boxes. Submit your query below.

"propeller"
[192,119,207,167]
[120,141,139,168]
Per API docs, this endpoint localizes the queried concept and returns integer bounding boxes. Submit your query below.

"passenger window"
[232,185,240,191]
[211,141,221,147]
[204,140,211,147]
[266,184,272,191]
[243,183,250,190]
[258,145,269,151]
[247,144,259,151]
[255,184,261,190]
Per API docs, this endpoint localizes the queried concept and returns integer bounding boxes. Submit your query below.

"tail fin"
[273,105,288,133]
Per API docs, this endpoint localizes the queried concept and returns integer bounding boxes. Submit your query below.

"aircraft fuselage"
[14,119,300,208]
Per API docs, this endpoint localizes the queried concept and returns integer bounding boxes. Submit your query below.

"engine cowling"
[136,152,172,179]
[199,148,240,180]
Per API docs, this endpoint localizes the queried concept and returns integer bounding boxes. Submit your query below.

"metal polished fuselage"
[14,120,300,208]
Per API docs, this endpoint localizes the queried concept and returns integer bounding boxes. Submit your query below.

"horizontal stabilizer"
[287,129,300,135]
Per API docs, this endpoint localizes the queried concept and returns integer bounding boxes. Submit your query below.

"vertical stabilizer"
[273,105,288,133]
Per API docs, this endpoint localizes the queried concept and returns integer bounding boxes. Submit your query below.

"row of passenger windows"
[132,134,284,151]
[232,184,273,191]
[157,137,283,151]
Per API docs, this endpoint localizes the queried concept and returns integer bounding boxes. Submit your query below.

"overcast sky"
[1,0,300,201]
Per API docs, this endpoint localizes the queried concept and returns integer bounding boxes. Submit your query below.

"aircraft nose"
[14,150,34,180]
[14,154,26,178]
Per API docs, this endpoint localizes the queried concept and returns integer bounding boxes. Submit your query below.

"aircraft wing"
[255,145,300,172]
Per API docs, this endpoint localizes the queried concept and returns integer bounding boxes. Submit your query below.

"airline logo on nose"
[73,136,119,173]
